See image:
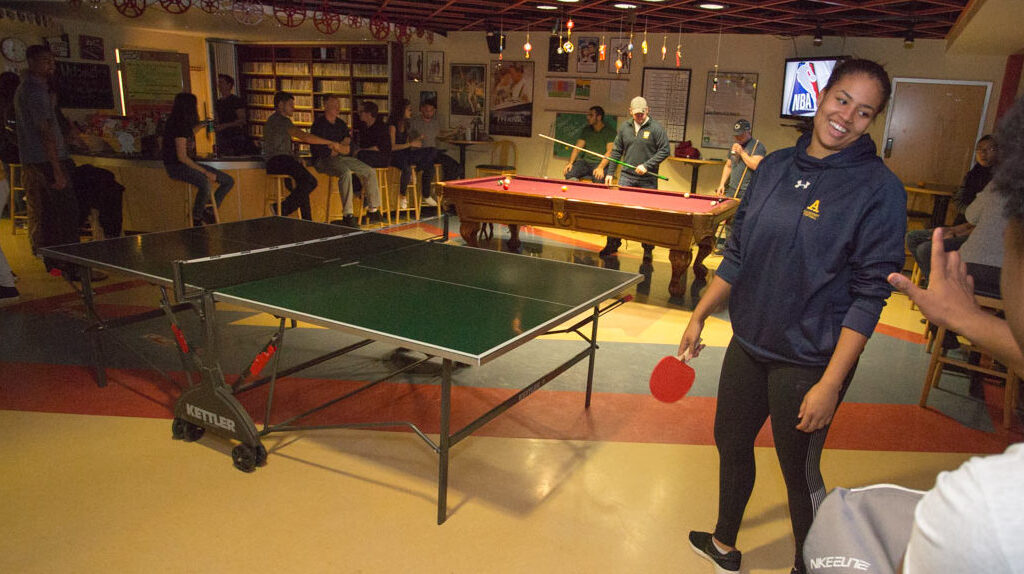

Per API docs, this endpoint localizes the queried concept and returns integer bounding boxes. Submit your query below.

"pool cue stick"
[538,133,669,181]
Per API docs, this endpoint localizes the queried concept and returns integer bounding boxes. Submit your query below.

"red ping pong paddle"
[649,348,698,403]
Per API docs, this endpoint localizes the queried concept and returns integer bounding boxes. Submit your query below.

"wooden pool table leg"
[460,221,481,247]
[668,248,693,298]
[507,224,521,251]
[692,236,715,281]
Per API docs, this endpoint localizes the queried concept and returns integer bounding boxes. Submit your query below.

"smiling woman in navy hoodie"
[680,59,907,574]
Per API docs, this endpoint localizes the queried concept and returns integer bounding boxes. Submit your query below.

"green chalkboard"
[552,112,617,158]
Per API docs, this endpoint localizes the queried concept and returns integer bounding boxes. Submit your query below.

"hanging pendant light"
[524,30,532,59]
[641,17,648,54]
[660,35,667,60]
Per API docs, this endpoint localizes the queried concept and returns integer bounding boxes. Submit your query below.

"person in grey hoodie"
[680,59,907,574]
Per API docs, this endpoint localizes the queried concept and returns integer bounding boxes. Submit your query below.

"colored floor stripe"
[1,361,1014,453]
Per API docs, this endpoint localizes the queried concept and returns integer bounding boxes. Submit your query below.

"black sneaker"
[366,210,383,224]
[689,531,741,573]
[0,285,20,307]
[340,214,360,228]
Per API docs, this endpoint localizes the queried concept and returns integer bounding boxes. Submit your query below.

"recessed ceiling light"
[537,4,558,9]
[699,2,726,9]
[555,0,580,3]
[614,2,638,8]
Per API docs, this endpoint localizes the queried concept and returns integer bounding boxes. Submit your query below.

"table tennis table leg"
[78,270,108,388]
[437,357,453,524]
[584,304,600,409]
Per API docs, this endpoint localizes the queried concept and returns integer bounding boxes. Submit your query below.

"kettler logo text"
[808,556,871,570]
[185,404,237,432]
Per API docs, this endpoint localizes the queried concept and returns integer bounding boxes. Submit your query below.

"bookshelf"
[236,42,402,154]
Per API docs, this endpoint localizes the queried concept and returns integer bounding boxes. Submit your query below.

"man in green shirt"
[563,106,616,183]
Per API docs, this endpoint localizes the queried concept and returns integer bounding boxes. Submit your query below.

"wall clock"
[1,37,27,63]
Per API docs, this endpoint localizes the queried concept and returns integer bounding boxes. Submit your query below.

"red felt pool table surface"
[444,176,728,213]
[440,175,739,297]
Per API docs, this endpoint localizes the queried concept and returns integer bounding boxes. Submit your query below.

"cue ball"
[684,192,691,198]
[710,200,718,205]
[561,185,568,192]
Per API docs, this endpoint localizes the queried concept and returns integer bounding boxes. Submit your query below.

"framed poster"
[702,71,758,149]
[406,51,423,83]
[547,78,575,99]
[576,36,599,73]
[44,34,69,58]
[449,63,485,128]
[419,90,437,106]
[641,67,691,142]
[118,49,190,116]
[79,35,104,61]
[425,51,443,83]
[607,37,632,74]
[489,61,533,137]
[548,37,568,73]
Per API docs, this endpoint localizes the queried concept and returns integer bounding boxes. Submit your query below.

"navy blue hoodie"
[716,132,906,366]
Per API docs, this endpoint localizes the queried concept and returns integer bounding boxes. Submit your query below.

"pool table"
[440,175,739,297]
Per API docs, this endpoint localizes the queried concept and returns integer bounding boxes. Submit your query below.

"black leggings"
[712,339,853,569]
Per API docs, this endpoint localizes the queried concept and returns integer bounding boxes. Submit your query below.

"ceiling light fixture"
[698,2,725,10]
[613,3,638,9]
[537,5,558,10]
[813,25,823,47]
[903,29,914,49]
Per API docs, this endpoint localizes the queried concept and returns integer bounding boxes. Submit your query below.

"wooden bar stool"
[7,163,27,235]
[264,174,293,217]
[184,182,221,227]
[920,293,1020,428]
[321,175,342,223]
[373,167,392,226]
[391,166,419,222]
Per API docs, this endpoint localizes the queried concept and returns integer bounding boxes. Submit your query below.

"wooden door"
[883,80,991,187]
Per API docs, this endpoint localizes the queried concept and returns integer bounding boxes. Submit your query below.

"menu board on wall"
[702,71,758,149]
[641,67,691,142]
[55,62,114,109]
[118,49,190,115]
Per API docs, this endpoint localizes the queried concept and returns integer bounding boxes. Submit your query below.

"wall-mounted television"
[780,56,847,119]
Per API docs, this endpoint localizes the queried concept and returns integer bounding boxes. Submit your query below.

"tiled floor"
[0,213,1019,573]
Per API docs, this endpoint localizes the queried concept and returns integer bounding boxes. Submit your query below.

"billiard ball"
[561,185,568,192]
[503,183,510,190]
[683,192,691,198]
[710,200,718,206]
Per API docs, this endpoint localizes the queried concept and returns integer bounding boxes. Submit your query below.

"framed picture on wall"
[607,37,632,74]
[548,36,569,73]
[576,36,599,73]
[406,51,423,83]
[44,34,70,59]
[489,61,534,137]
[449,63,486,129]
[79,34,104,61]
[425,51,444,83]
[419,90,437,106]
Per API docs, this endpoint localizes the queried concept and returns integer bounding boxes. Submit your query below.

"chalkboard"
[552,112,617,158]
[55,62,115,109]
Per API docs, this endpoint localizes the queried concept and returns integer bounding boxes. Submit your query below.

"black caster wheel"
[255,444,268,467]
[232,443,259,472]
[182,421,205,442]
[171,418,186,440]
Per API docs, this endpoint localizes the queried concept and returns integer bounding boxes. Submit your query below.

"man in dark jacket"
[601,96,670,259]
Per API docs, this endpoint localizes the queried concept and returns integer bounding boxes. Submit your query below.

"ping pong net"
[171,230,423,300]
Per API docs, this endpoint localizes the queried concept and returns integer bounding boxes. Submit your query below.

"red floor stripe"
[874,322,927,344]
[1,361,1015,453]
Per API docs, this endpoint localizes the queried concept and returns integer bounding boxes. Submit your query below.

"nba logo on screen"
[789,62,820,114]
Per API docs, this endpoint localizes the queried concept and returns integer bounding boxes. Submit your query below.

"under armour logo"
[794,180,811,189]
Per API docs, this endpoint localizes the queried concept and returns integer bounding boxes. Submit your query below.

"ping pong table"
[41,217,641,523]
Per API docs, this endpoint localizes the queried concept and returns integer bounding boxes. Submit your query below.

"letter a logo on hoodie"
[803,199,821,220]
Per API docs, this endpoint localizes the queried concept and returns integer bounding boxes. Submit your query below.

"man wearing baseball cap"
[716,118,766,199]
[600,95,671,258]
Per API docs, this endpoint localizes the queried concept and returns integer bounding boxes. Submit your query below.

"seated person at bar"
[906,135,998,274]
[354,100,389,169]
[389,98,431,209]
[411,98,462,199]
[263,91,345,220]
[563,105,616,183]
[163,92,235,227]
[310,94,382,227]
[213,74,257,156]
